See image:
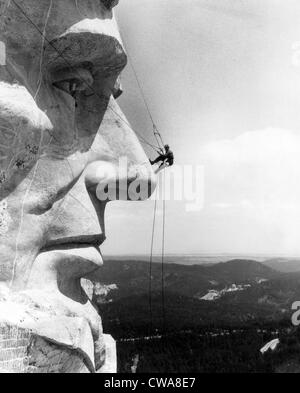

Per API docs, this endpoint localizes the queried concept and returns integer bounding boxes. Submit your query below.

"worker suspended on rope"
[150,144,174,171]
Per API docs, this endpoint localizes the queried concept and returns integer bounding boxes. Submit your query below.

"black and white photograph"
[0,0,300,376]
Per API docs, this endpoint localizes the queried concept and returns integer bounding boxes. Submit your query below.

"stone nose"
[84,95,158,202]
[85,160,157,202]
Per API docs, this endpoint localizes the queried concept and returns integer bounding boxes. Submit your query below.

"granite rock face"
[101,0,119,10]
[0,0,156,373]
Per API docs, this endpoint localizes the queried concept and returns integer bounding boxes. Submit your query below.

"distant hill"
[206,259,279,282]
[97,258,300,373]
[262,258,300,273]
[98,259,280,301]
[106,254,269,265]
[95,258,300,336]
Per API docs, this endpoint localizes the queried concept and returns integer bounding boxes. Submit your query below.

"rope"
[161,171,166,333]
[154,124,165,151]
[34,0,53,100]
[149,185,159,335]
[127,50,164,149]
[115,17,165,151]
[10,0,160,153]
[148,174,167,335]
[127,53,165,150]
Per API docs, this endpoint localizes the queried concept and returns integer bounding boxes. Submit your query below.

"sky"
[102,0,300,256]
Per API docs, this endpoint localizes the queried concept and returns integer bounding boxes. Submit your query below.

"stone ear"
[101,0,119,10]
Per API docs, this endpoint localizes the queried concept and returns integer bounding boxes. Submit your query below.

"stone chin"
[0,245,107,372]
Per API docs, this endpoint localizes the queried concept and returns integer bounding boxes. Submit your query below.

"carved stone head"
[0,0,156,373]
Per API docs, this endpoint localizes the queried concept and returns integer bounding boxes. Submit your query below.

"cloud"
[202,127,300,209]
[198,128,300,254]
[203,127,300,164]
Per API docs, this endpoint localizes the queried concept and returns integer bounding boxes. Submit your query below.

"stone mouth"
[41,237,106,268]
[44,234,106,249]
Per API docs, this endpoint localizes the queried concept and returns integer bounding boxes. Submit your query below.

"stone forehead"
[0,0,120,57]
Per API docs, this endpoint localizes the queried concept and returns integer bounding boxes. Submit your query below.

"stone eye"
[51,68,94,98]
[53,79,80,98]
